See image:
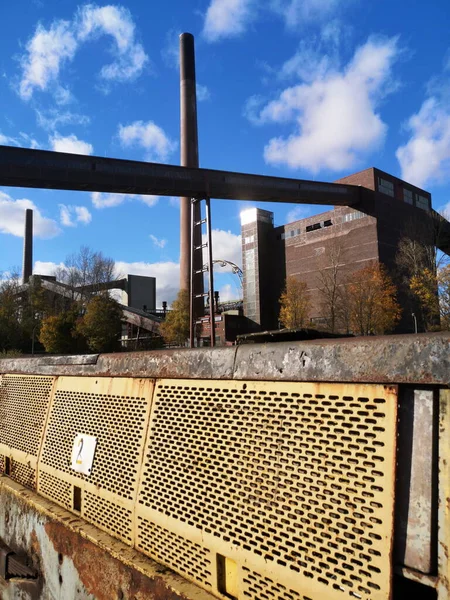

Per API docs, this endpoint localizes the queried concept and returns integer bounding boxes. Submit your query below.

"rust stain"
[44,520,195,600]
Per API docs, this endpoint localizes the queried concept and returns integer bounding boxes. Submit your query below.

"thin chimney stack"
[22,208,33,284]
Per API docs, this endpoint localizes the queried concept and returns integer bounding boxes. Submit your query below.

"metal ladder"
[190,197,215,348]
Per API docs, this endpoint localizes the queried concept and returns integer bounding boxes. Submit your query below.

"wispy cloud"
[202,0,351,42]
[196,83,211,102]
[19,4,148,101]
[59,204,92,226]
[50,133,93,155]
[118,120,177,161]
[149,234,167,249]
[91,192,159,209]
[36,108,90,131]
[247,36,400,173]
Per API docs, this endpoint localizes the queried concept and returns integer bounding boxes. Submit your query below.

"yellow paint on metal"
[224,557,239,599]
[0,374,54,489]
[137,379,398,600]
[37,376,154,546]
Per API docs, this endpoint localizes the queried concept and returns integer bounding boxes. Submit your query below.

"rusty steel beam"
[0,145,360,205]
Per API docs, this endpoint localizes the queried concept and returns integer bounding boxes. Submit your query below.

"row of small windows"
[378,176,430,210]
[342,210,366,222]
[278,219,333,240]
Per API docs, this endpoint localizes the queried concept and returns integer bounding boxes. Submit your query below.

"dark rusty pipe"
[179,33,204,317]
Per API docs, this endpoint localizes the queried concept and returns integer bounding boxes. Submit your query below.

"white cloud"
[197,83,211,102]
[76,5,148,81]
[91,192,159,209]
[19,20,77,101]
[118,120,177,161]
[217,282,241,302]
[50,133,93,155]
[34,260,66,276]
[0,192,61,238]
[19,4,148,101]
[203,229,242,268]
[253,36,399,173]
[114,260,180,305]
[203,0,255,42]
[150,234,167,249]
[396,98,450,189]
[59,204,92,226]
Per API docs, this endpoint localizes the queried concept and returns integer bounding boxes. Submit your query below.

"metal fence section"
[38,376,154,545]
[0,374,54,489]
[137,379,398,600]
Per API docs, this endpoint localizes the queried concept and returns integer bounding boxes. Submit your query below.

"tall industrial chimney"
[22,208,33,284]
[179,33,204,314]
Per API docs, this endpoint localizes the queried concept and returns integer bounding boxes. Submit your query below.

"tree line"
[0,246,123,355]
[279,216,450,335]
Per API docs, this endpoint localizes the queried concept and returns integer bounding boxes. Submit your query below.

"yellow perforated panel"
[137,380,397,600]
[38,376,153,545]
[0,374,54,489]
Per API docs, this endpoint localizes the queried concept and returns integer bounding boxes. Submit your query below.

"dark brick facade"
[241,168,434,333]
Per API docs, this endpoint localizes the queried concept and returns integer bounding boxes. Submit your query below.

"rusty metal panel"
[38,376,154,546]
[395,388,437,574]
[137,379,398,600]
[0,374,54,489]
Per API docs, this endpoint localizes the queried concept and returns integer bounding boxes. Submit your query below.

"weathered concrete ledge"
[0,477,214,600]
[1,332,449,385]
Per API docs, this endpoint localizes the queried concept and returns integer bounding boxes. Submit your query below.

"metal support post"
[205,198,215,348]
[437,388,450,599]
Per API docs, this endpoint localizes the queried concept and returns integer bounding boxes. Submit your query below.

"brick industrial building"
[240,167,439,334]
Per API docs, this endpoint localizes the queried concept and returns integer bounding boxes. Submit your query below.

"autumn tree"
[0,271,23,351]
[438,264,450,330]
[347,264,402,335]
[160,289,190,346]
[279,276,311,329]
[395,215,443,331]
[76,295,123,352]
[39,305,85,354]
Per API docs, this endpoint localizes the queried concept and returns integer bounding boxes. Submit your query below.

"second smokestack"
[22,208,33,284]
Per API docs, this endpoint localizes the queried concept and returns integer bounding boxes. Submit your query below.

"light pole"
[412,312,418,334]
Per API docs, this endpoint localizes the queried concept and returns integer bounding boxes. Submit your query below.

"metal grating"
[0,374,54,488]
[137,380,397,600]
[38,376,153,545]
[242,567,305,600]
[84,490,133,545]
[39,470,72,509]
[137,516,214,587]
[9,458,35,489]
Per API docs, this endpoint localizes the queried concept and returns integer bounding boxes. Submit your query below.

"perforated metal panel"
[38,376,153,545]
[137,380,397,600]
[0,374,54,489]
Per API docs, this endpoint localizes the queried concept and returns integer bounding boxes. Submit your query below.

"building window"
[343,210,366,223]
[403,188,413,204]
[243,235,255,245]
[324,220,332,227]
[378,177,394,197]
[416,194,430,211]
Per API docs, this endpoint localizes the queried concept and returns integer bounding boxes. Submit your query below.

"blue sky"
[1,0,449,305]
